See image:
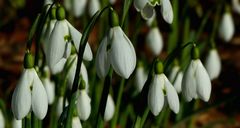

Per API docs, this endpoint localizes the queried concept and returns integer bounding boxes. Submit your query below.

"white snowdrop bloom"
[67,54,89,90]
[64,0,87,17]
[169,66,183,93]
[109,0,116,4]
[205,49,221,80]
[160,0,173,24]
[146,27,163,56]
[218,12,234,42]
[57,96,68,117]
[134,0,155,20]
[134,66,147,93]
[96,26,136,79]
[104,95,115,121]
[0,109,4,128]
[72,116,82,128]
[12,118,22,128]
[148,74,179,116]
[42,18,56,55]
[77,90,91,121]
[232,0,240,14]
[182,59,211,102]
[42,77,55,105]
[12,68,48,120]
[44,0,52,6]
[47,7,92,74]
[89,0,100,17]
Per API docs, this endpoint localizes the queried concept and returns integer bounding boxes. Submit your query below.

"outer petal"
[148,75,164,116]
[134,66,147,93]
[173,71,183,93]
[109,0,116,4]
[42,19,56,55]
[0,109,4,128]
[104,95,115,121]
[11,69,32,120]
[67,22,93,61]
[77,90,91,121]
[31,70,48,120]
[12,118,22,128]
[134,0,148,11]
[57,97,65,117]
[146,27,163,56]
[161,0,173,24]
[196,60,211,102]
[182,60,197,102]
[47,20,68,74]
[42,78,55,105]
[96,36,110,79]
[73,0,87,17]
[109,27,137,79]
[141,3,155,20]
[163,75,179,113]
[218,12,234,42]
[205,49,221,80]
[89,0,100,17]
[169,66,180,82]
[72,116,82,128]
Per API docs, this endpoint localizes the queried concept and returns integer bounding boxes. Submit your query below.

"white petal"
[31,70,48,120]
[73,0,87,17]
[161,0,173,24]
[148,75,164,116]
[196,60,211,102]
[173,71,183,93]
[182,60,197,102]
[0,109,4,128]
[146,27,163,55]
[205,49,221,80]
[44,0,53,5]
[42,19,56,55]
[169,66,180,82]
[96,36,110,79]
[104,95,115,121]
[218,12,234,42]
[67,22,93,61]
[89,0,100,17]
[77,90,91,121]
[109,27,137,79]
[72,117,82,128]
[42,78,55,105]
[163,75,179,113]
[12,118,22,128]
[63,42,72,59]
[64,0,71,11]
[134,66,147,92]
[109,0,116,4]
[134,0,148,11]
[47,20,68,74]
[11,69,32,120]
[141,3,155,20]
[232,0,240,14]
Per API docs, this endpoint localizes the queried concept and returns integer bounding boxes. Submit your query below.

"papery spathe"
[11,68,48,120]
[182,59,211,102]
[77,90,91,121]
[205,49,221,80]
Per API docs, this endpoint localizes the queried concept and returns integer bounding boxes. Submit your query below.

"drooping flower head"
[89,0,101,17]
[96,9,137,79]
[64,0,87,17]
[134,61,147,93]
[182,45,212,102]
[169,60,183,93]
[11,52,48,120]
[148,60,179,116]
[232,0,240,14]
[104,94,115,121]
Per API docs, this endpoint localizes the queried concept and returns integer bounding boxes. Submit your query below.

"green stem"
[110,79,125,128]
[25,114,31,128]
[121,0,133,27]
[31,112,38,128]
[133,116,142,128]
[163,109,171,128]
[140,108,149,127]
[188,100,200,128]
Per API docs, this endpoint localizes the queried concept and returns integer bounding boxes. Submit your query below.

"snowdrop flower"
[88,0,100,17]
[104,94,115,121]
[57,96,68,117]
[134,62,147,93]
[72,116,82,128]
[146,27,163,56]
[109,0,116,5]
[0,109,4,128]
[205,49,221,80]
[218,11,234,42]
[47,6,92,74]
[42,67,55,105]
[182,46,211,102]
[232,0,240,14]
[66,54,89,90]
[169,65,183,93]
[148,61,179,116]
[96,10,136,79]
[64,0,87,17]
[77,89,91,121]
[134,0,173,23]
[12,52,48,120]
[44,0,52,6]
[12,118,22,128]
